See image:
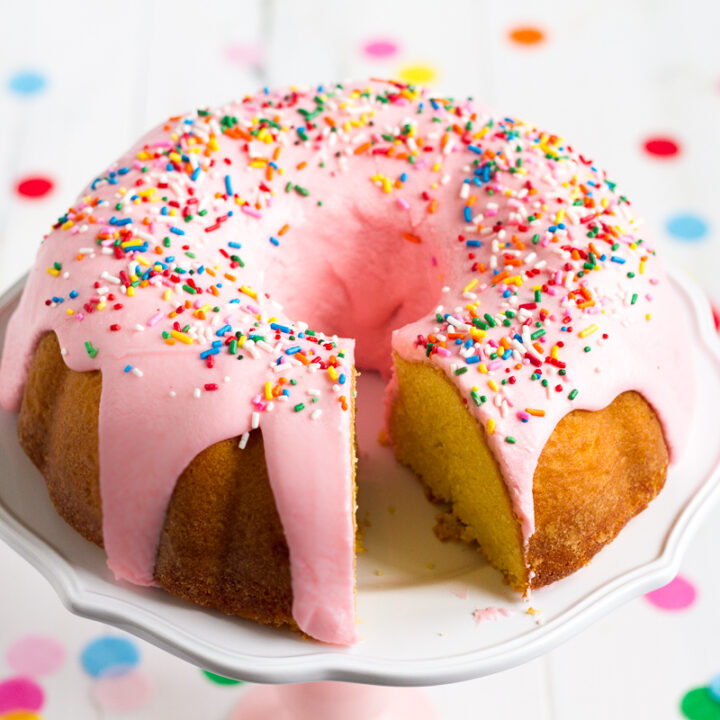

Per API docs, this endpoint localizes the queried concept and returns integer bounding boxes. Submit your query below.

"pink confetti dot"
[15,176,54,199]
[7,635,65,677]
[643,136,681,158]
[224,43,264,67]
[92,670,151,713]
[645,575,697,610]
[0,677,44,714]
[362,39,399,59]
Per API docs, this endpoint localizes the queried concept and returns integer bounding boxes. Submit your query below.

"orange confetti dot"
[508,26,546,45]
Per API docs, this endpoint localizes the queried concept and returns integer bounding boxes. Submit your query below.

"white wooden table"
[0,1,718,717]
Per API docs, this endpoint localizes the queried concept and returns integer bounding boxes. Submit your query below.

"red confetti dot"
[15,175,54,199]
[711,303,720,332]
[643,137,680,158]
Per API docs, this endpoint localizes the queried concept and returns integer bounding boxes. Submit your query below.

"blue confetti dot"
[80,636,140,678]
[666,213,709,242]
[8,71,47,96]
[709,673,720,702]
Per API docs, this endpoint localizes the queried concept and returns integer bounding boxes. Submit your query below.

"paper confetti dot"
[666,214,709,242]
[15,176,54,199]
[92,670,151,713]
[398,64,437,85]
[711,304,720,332]
[224,43,264,67]
[0,712,44,720]
[680,687,720,719]
[202,669,243,686]
[645,575,697,610]
[80,636,140,678]
[710,674,720,703]
[362,38,399,59]
[7,635,65,676]
[643,136,681,157]
[508,26,546,45]
[0,678,44,714]
[8,72,47,96]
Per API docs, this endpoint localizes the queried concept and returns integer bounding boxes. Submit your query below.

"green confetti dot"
[680,687,720,720]
[201,669,243,686]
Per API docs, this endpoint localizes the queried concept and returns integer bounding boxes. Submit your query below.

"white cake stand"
[1,271,719,718]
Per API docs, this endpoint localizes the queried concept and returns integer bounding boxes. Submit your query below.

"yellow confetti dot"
[398,64,437,85]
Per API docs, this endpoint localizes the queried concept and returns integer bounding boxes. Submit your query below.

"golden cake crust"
[528,389,668,587]
[18,331,295,630]
[388,356,668,591]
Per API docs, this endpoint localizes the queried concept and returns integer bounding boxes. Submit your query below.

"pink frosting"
[0,80,692,642]
[473,607,515,624]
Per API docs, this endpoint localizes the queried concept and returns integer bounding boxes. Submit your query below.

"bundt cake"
[0,80,692,644]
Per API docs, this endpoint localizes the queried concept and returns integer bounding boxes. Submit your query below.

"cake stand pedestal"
[230,682,437,719]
